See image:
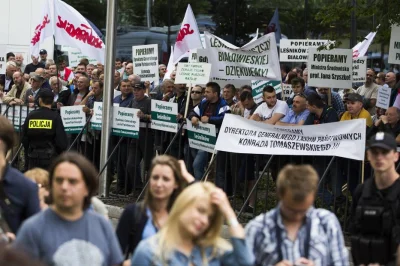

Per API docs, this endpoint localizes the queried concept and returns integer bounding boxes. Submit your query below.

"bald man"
[371,106,400,144]
[386,72,398,106]
[121,63,133,79]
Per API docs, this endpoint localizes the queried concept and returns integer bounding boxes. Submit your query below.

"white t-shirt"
[253,100,289,121]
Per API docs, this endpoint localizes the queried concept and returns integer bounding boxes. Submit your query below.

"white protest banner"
[151,100,178,133]
[91,102,102,130]
[6,106,30,132]
[132,44,159,85]
[202,31,281,81]
[175,63,211,85]
[60,106,86,133]
[252,80,281,104]
[376,86,391,110]
[215,114,366,161]
[68,47,97,67]
[307,48,353,89]
[389,25,400,64]
[279,39,330,62]
[352,56,367,83]
[186,119,216,153]
[281,84,293,100]
[112,107,140,138]
[0,45,6,74]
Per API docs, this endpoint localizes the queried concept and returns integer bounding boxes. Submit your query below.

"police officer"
[22,89,67,170]
[350,132,400,265]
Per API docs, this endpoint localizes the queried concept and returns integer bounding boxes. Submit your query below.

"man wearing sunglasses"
[355,68,379,115]
[349,132,400,265]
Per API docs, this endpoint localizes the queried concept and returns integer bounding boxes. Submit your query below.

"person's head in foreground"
[277,164,318,223]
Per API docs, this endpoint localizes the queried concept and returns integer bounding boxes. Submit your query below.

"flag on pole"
[30,0,53,57]
[53,0,105,63]
[266,8,281,45]
[173,4,202,64]
[164,46,175,80]
[352,31,377,59]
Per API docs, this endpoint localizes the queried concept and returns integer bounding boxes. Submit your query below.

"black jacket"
[0,74,14,92]
[116,202,148,259]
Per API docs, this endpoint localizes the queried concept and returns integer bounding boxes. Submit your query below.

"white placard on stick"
[215,114,366,161]
[91,102,103,130]
[376,86,391,110]
[352,56,367,83]
[0,45,6,75]
[251,80,281,104]
[151,100,178,133]
[132,44,159,85]
[281,84,293,101]
[186,119,216,153]
[60,106,86,133]
[279,39,330,62]
[175,63,211,85]
[112,107,140,138]
[307,48,353,89]
[389,25,400,64]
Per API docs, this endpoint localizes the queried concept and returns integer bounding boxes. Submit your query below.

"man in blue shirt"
[0,116,40,236]
[113,79,133,107]
[276,94,310,126]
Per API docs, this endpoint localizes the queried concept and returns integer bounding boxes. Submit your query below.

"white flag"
[164,46,174,80]
[30,0,54,57]
[173,4,202,64]
[352,31,377,59]
[54,0,105,63]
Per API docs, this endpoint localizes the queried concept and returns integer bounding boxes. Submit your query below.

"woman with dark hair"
[116,155,194,262]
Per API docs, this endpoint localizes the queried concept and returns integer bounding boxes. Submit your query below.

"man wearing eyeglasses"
[276,94,310,126]
[159,64,166,84]
[356,69,379,115]
[349,132,400,265]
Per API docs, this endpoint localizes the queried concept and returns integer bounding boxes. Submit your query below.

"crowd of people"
[1,50,400,265]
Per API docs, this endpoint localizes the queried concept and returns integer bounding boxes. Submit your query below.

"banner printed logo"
[31,14,51,46]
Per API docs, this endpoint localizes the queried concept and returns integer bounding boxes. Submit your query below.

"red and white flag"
[54,0,105,63]
[352,31,377,59]
[30,0,53,57]
[173,4,202,64]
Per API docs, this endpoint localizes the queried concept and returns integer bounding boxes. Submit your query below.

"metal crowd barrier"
[3,104,400,233]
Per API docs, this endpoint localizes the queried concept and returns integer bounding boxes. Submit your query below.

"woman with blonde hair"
[116,155,194,262]
[131,182,254,266]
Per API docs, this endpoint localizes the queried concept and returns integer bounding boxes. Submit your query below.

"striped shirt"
[245,205,349,266]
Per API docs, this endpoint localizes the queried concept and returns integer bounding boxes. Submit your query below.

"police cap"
[368,132,397,151]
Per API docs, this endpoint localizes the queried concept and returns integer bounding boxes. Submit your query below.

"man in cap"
[340,93,373,127]
[124,82,153,194]
[39,49,47,65]
[24,73,46,107]
[21,89,67,170]
[349,132,400,265]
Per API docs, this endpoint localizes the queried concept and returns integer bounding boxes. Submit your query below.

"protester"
[2,71,30,105]
[24,73,46,107]
[250,85,289,124]
[276,93,310,126]
[131,182,254,266]
[317,87,345,117]
[116,156,193,260]
[386,72,398,106]
[24,55,45,75]
[49,76,71,109]
[15,53,25,73]
[369,106,400,143]
[68,75,90,106]
[0,116,40,235]
[356,68,380,115]
[159,64,166,83]
[188,82,231,194]
[222,84,236,107]
[0,61,17,93]
[15,152,124,266]
[286,77,316,108]
[340,93,373,127]
[113,70,122,98]
[245,164,349,265]
[349,132,400,265]
[57,58,74,83]
[39,49,47,65]
[305,93,338,125]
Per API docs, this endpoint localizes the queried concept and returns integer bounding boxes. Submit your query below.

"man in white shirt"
[250,85,289,124]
